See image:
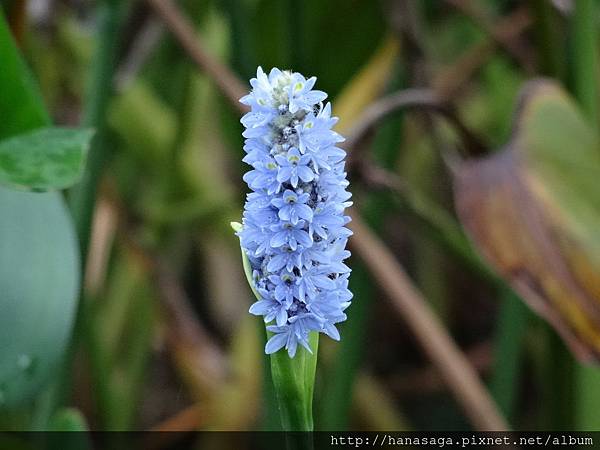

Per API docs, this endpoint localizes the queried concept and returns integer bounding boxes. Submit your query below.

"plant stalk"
[269,332,319,432]
[529,0,565,79]
[489,289,529,421]
[570,0,600,430]
[55,0,127,424]
[570,0,600,125]
[69,0,127,263]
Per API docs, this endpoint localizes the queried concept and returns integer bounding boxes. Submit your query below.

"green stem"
[269,332,319,432]
[68,0,127,262]
[570,0,599,125]
[569,0,600,431]
[489,289,530,422]
[261,340,282,430]
[52,0,127,425]
[529,0,565,79]
[542,329,575,429]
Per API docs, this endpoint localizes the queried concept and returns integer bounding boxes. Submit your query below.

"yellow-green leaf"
[334,35,400,134]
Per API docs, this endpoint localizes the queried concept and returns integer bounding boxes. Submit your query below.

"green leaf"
[0,10,49,138]
[0,187,79,410]
[0,127,93,191]
[0,10,80,411]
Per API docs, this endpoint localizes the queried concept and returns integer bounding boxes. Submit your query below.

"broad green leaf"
[0,11,80,409]
[454,80,600,363]
[0,187,79,409]
[0,127,93,191]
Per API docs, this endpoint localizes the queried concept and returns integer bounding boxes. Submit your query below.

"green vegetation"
[1,0,600,442]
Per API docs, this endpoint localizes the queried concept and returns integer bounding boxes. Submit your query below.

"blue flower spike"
[236,67,353,359]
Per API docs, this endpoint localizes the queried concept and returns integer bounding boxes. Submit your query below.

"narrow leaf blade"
[0,9,49,137]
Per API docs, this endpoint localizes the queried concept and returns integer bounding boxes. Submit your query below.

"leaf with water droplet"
[16,354,37,378]
[0,11,80,410]
[0,187,79,408]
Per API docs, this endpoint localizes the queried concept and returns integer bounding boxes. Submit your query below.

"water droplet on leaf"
[17,354,36,376]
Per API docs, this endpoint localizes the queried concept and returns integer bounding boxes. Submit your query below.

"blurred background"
[2,0,600,438]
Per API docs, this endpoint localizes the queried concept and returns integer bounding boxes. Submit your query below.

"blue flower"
[270,189,313,224]
[274,148,314,187]
[239,67,352,358]
[266,246,304,273]
[249,289,289,326]
[269,220,313,251]
[242,156,282,195]
[288,73,327,114]
[269,271,298,306]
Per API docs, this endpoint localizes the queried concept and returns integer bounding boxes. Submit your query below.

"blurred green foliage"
[2,0,600,438]
[0,9,79,423]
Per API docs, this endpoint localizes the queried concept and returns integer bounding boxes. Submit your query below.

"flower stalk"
[269,331,319,431]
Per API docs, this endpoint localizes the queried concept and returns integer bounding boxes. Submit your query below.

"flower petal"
[265,332,288,354]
